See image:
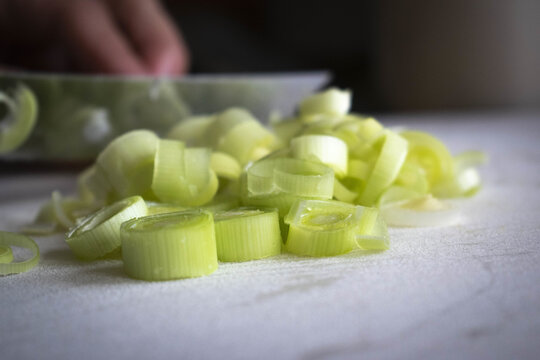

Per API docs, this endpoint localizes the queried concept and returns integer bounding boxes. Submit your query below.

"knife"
[0,72,329,161]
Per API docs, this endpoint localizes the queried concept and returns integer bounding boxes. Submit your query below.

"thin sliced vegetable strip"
[0,231,40,275]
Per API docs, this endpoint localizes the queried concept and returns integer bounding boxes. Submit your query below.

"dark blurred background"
[164,0,540,113]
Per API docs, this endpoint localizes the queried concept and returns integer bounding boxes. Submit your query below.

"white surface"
[1,113,540,360]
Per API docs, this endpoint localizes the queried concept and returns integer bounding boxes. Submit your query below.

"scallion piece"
[0,231,40,275]
[121,210,218,280]
[0,84,38,154]
[66,196,147,261]
[214,208,281,262]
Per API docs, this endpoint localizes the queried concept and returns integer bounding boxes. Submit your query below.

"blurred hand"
[0,0,190,75]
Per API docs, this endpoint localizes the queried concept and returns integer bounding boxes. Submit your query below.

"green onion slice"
[247,158,334,198]
[66,196,147,261]
[0,84,38,154]
[214,208,281,262]
[290,135,348,177]
[357,131,408,206]
[0,231,40,275]
[121,210,218,280]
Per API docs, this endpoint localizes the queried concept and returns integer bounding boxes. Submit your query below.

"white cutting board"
[1,113,539,360]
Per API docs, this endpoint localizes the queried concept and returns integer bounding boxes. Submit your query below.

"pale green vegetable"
[121,210,218,280]
[290,134,348,177]
[66,196,147,261]
[0,231,40,275]
[151,140,218,206]
[214,208,281,262]
[299,87,351,117]
[246,158,334,198]
[284,199,363,257]
[210,152,242,180]
[357,131,408,206]
[96,130,159,199]
[0,84,38,154]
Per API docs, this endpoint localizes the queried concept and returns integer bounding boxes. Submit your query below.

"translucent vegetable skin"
[121,210,218,280]
[0,231,40,275]
[380,194,460,228]
[0,84,38,154]
[214,208,281,262]
[66,196,147,261]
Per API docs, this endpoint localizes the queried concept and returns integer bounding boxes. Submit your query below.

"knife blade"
[0,72,329,160]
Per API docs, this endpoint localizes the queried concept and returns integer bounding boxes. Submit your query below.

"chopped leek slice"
[96,130,159,199]
[348,159,370,181]
[66,196,147,261]
[284,199,389,256]
[299,88,351,117]
[210,152,242,180]
[214,208,281,262]
[357,131,408,206]
[0,245,14,264]
[0,84,38,154]
[333,178,358,203]
[152,140,218,206]
[121,210,218,280]
[206,107,255,148]
[0,231,40,275]
[284,199,361,257]
[401,131,454,186]
[218,121,276,165]
[247,158,334,198]
[355,207,390,250]
[290,135,348,177]
[167,115,215,146]
[432,151,486,198]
